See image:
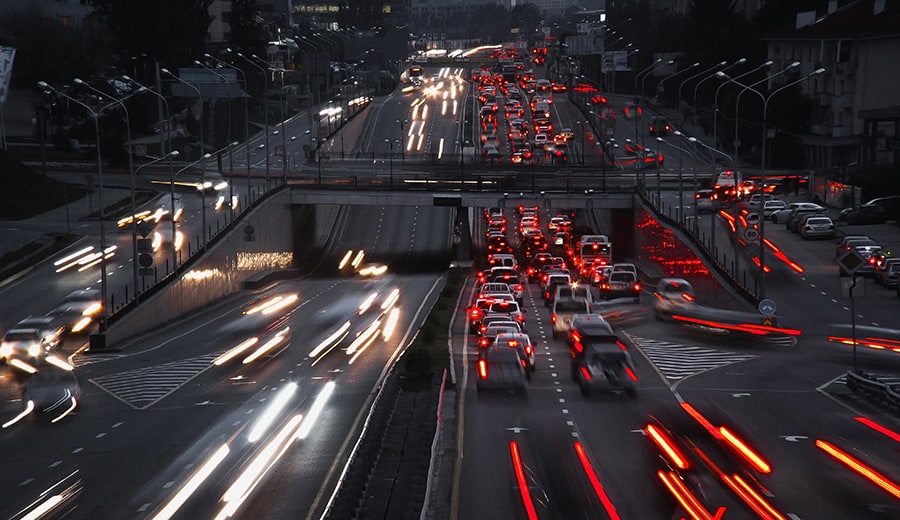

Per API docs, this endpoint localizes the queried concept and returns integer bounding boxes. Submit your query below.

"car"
[611,263,638,278]
[836,237,877,259]
[799,216,836,239]
[747,193,776,210]
[839,244,883,277]
[623,101,642,119]
[874,258,900,286]
[495,332,535,373]
[786,206,826,232]
[861,195,900,221]
[478,323,522,349]
[48,289,103,334]
[12,315,66,350]
[554,283,594,308]
[553,231,567,246]
[484,300,526,328]
[648,116,670,136]
[762,199,787,219]
[533,133,548,147]
[842,204,887,225]
[476,346,529,394]
[653,278,696,320]
[567,313,615,346]
[883,262,900,289]
[694,190,715,213]
[598,271,641,302]
[542,273,572,306]
[152,223,185,252]
[1,328,59,364]
[551,297,592,338]
[570,340,637,397]
[771,202,823,224]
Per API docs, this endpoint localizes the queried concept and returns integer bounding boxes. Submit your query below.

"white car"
[762,199,787,219]
[771,202,823,224]
[653,278,696,320]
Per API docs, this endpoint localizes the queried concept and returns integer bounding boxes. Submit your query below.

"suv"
[554,284,594,310]
[495,332,535,373]
[551,297,592,338]
[842,204,887,225]
[571,340,637,397]
[599,271,641,302]
[541,273,572,306]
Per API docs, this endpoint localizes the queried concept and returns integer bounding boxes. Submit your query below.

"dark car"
[570,338,637,397]
[476,346,529,394]
[842,204,887,225]
[598,271,641,302]
[648,116,670,137]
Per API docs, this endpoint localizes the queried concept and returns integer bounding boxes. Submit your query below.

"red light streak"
[646,424,689,470]
[625,367,638,382]
[657,470,723,520]
[719,426,772,474]
[854,416,900,444]
[573,442,621,520]
[816,439,900,500]
[680,402,721,439]
[509,441,539,520]
[580,366,592,381]
[723,473,787,520]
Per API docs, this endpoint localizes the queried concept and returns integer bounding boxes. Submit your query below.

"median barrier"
[845,370,900,408]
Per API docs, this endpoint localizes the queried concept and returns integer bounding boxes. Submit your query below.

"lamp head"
[193,60,202,66]
[763,60,774,67]
[203,153,212,159]
[688,137,697,143]
[737,58,747,64]
[814,67,826,74]
[673,130,683,136]
[160,68,172,75]
[718,61,727,66]
[168,150,180,158]
[716,71,729,79]
[37,81,49,89]
[204,53,212,58]
[121,74,132,82]
[656,137,664,142]
[692,62,700,67]
[788,61,800,69]
[667,60,675,64]
[73,78,85,85]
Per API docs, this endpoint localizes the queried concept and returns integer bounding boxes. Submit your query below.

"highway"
[2,61,899,520]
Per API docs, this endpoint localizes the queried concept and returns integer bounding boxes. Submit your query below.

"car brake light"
[573,341,583,353]
[516,314,525,322]
[580,366,592,381]
[634,283,641,291]
[551,313,557,323]
[477,359,488,379]
[682,293,695,302]
[508,340,519,347]
[525,344,532,355]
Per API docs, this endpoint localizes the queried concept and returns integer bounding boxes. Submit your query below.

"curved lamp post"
[712,60,773,150]
[136,150,180,274]
[235,52,271,189]
[722,67,825,300]
[677,61,726,124]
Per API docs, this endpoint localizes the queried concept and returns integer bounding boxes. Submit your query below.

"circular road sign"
[746,211,761,225]
[758,298,777,316]
[743,227,759,242]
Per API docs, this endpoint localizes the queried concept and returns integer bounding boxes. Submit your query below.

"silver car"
[799,216,836,239]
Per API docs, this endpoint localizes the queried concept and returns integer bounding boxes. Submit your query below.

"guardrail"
[845,370,900,408]
[420,369,448,520]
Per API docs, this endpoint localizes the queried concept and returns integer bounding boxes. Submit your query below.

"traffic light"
[137,238,153,276]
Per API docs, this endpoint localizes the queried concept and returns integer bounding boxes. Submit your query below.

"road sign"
[758,298,776,316]
[762,316,774,326]
[837,250,866,276]
[746,211,760,225]
[743,227,759,242]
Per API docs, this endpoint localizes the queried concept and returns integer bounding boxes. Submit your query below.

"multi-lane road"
[3,61,900,520]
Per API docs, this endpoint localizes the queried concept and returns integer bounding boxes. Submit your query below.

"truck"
[576,235,612,270]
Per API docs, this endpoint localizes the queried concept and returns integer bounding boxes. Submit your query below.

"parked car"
[841,204,887,225]
[874,258,900,286]
[786,206,826,232]
[747,193,776,210]
[762,199,787,219]
[799,216,836,240]
[771,202,823,224]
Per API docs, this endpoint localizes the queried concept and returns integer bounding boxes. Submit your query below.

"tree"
[229,0,267,56]
[89,0,214,69]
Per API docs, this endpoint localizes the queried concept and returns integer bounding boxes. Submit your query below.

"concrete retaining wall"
[106,191,340,345]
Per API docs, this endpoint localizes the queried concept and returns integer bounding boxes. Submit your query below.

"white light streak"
[151,444,230,520]
[248,382,297,442]
[296,381,335,439]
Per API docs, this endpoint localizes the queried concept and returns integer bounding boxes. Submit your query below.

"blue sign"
[758,298,777,316]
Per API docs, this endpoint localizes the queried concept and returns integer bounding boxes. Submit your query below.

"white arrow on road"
[780,435,809,442]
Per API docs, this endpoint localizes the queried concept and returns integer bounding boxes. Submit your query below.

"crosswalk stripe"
[70,352,126,367]
[89,353,220,409]
[627,335,757,383]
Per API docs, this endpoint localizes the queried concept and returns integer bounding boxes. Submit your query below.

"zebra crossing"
[627,335,758,383]
[89,353,220,409]
[70,352,127,367]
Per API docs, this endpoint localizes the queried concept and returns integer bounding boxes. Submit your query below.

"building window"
[838,41,851,63]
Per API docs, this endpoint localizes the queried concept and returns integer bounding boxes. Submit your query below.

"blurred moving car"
[476,346,529,394]
[694,190,715,213]
[48,289,103,334]
[1,328,60,363]
[771,202,824,224]
[495,332,536,373]
[648,116,670,137]
[653,278,696,320]
[568,323,636,397]
[551,297,591,338]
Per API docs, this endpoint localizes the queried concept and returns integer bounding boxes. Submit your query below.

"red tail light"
[479,338,489,347]
[580,366,592,381]
[514,284,523,292]
[626,367,638,382]
[480,325,487,333]
[551,313,557,323]
[719,426,771,474]
[573,341,583,353]
[633,283,641,292]
[646,424,690,470]
[524,344,533,355]
[516,314,525,322]
[477,359,488,379]
[682,292,696,302]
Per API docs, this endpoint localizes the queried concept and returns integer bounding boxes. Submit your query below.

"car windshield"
[3,330,39,342]
[609,272,634,282]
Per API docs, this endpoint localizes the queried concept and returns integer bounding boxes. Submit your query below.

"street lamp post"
[135,150,180,274]
[724,67,825,300]
[396,119,407,162]
[712,60,773,151]
[236,53,271,190]
[691,138,734,253]
[576,120,585,164]
[37,81,113,336]
[656,62,700,106]
[210,51,252,205]
[74,78,144,300]
[722,62,800,159]
[384,138,394,187]
[677,61,726,124]
[693,58,746,115]
[657,137,692,226]
[640,59,674,106]
[194,60,236,221]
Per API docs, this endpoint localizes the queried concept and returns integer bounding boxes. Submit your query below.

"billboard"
[601,51,630,72]
[0,47,16,105]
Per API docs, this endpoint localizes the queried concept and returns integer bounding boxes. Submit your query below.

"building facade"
[762,0,900,173]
